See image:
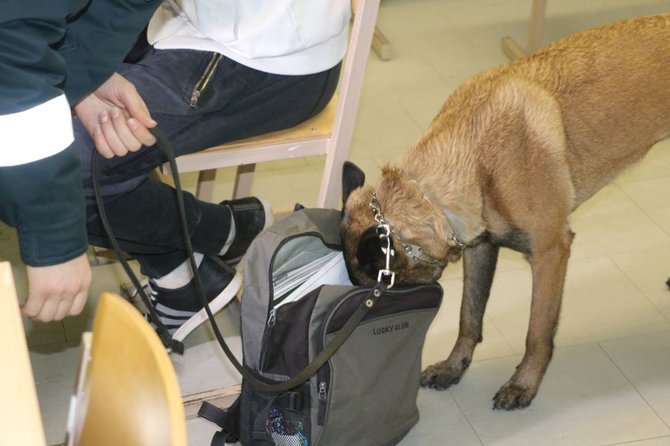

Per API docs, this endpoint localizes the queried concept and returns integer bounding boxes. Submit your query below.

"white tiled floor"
[2,0,670,444]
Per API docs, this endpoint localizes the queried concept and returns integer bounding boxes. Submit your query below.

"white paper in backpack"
[274,252,351,307]
[272,251,341,299]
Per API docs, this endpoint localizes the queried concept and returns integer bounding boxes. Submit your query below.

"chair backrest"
[0,261,47,446]
[168,0,380,209]
[317,0,380,207]
[67,292,187,446]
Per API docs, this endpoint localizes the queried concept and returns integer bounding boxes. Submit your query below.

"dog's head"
[340,161,462,286]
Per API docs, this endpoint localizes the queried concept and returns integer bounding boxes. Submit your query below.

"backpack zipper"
[258,307,277,371]
[317,379,329,425]
[189,52,223,108]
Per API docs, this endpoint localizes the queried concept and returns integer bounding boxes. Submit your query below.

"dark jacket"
[0,0,161,266]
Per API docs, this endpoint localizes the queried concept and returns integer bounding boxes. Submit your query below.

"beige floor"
[3,0,670,444]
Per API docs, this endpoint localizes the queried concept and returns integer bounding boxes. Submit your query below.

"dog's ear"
[342,161,366,205]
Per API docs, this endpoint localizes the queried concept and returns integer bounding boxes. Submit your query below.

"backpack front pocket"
[313,285,442,446]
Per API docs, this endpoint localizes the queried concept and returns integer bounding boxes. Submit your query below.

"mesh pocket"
[240,384,311,446]
[265,403,310,446]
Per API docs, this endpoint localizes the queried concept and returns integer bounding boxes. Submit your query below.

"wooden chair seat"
[67,292,187,446]
[203,99,336,153]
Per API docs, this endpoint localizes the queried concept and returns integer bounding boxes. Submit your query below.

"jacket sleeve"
[0,0,161,266]
[0,0,162,113]
[0,148,89,267]
[59,0,163,105]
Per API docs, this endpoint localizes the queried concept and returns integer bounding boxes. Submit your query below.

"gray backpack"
[199,208,443,446]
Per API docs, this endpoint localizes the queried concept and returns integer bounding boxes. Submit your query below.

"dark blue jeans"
[76,48,340,277]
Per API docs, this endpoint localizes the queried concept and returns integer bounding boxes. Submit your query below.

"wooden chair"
[66,292,187,446]
[164,0,381,209]
[0,261,47,446]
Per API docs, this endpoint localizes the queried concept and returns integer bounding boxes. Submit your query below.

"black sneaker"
[146,255,242,342]
[220,197,273,264]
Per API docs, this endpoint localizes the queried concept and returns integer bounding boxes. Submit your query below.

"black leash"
[91,138,184,354]
[92,126,387,392]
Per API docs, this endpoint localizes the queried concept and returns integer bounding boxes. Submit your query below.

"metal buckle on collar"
[401,241,441,265]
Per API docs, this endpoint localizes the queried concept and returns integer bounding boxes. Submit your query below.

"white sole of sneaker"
[171,268,243,342]
[257,196,275,229]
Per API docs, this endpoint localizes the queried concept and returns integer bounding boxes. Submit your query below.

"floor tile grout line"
[607,251,670,326]
[448,388,487,446]
[602,434,670,446]
[615,169,670,186]
[484,313,523,355]
[615,182,670,240]
[596,342,670,433]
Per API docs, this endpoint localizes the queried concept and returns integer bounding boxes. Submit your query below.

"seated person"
[73,0,351,337]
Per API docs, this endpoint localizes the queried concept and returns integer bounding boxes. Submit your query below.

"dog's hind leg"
[420,239,499,390]
[492,227,574,410]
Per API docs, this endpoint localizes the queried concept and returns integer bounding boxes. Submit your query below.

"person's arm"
[65,1,162,157]
[0,0,160,321]
[0,2,89,265]
[0,2,92,321]
[0,147,91,322]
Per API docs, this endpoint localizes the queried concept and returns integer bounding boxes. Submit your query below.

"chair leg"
[233,164,256,199]
[527,0,547,52]
[318,139,349,209]
[196,169,217,201]
[501,0,547,60]
[372,27,393,61]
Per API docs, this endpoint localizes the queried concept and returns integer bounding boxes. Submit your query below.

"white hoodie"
[148,0,350,75]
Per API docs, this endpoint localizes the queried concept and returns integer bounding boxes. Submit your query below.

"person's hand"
[22,254,92,322]
[73,73,157,158]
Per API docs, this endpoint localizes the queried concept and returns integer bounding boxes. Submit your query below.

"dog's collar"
[369,193,449,266]
[405,178,468,249]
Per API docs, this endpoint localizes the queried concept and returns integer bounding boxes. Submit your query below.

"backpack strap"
[198,398,241,445]
[198,397,276,445]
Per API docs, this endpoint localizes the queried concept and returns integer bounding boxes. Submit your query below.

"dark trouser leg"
[85,178,231,277]
[74,48,340,277]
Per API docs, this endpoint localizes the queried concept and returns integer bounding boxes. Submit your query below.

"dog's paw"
[420,359,469,390]
[492,382,536,410]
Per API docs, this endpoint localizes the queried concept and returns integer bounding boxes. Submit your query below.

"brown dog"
[340,14,670,410]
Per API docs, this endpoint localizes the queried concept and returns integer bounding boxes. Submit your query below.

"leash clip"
[376,223,395,288]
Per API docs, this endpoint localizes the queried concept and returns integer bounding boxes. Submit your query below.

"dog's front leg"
[421,240,499,390]
[493,228,574,410]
